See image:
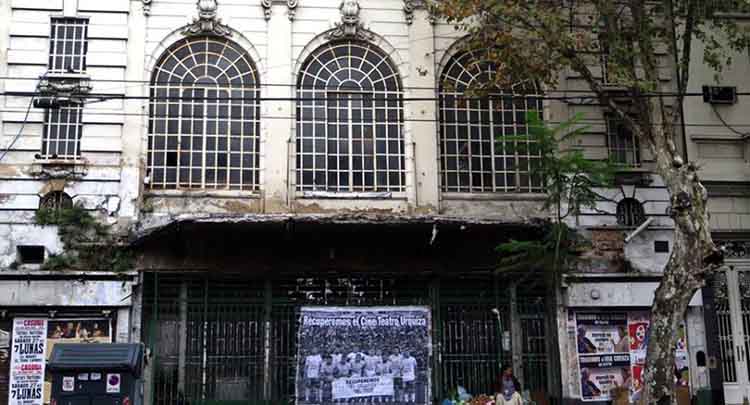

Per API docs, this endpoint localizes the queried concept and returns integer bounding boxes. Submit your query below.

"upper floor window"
[40,18,89,160]
[439,50,544,193]
[147,36,261,191]
[48,17,89,73]
[606,116,640,167]
[296,41,405,193]
[41,106,83,159]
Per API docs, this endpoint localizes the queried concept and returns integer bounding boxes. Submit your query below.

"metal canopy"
[48,343,143,376]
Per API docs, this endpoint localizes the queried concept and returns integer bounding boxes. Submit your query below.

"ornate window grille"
[296,41,405,193]
[41,106,83,159]
[616,197,646,227]
[439,50,544,193]
[39,191,74,212]
[607,116,641,167]
[48,17,89,73]
[147,36,261,191]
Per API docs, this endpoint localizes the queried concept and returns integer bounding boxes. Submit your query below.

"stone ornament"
[325,0,374,41]
[182,0,232,37]
[403,0,435,25]
[403,0,425,24]
[261,0,299,21]
[142,0,152,16]
[718,240,750,258]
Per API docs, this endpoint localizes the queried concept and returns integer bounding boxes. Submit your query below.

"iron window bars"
[41,18,89,159]
[147,36,261,191]
[439,50,544,193]
[616,197,646,227]
[296,41,406,193]
[41,105,83,159]
[48,17,89,73]
[606,116,641,167]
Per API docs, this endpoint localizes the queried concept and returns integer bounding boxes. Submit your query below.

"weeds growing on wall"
[496,112,616,277]
[35,203,133,272]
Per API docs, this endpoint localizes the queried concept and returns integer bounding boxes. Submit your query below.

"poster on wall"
[45,319,111,359]
[578,353,632,401]
[576,313,630,355]
[43,319,111,404]
[8,319,47,405]
[576,313,630,401]
[627,312,650,402]
[576,312,690,403]
[296,307,431,405]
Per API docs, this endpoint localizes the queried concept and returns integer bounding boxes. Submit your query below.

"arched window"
[296,41,405,193]
[439,50,544,193]
[147,36,260,190]
[617,197,646,227]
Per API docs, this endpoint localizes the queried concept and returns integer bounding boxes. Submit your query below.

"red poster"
[628,322,649,352]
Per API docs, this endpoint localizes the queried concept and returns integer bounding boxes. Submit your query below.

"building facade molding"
[718,240,750,259]
[403,0,433,25]
[182,0,232,37]
[261,0,299,21]
[293,28,406,90]
[324,0,374,41]
[142,0,152,16]
[146,26,265,85]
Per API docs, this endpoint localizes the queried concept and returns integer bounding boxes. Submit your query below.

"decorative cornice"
[182,0,231,37]
[403,0,427,25]
[142,0,152,16]
[718,240,750,259]
[325,0,374,41]
[261,0,298,21]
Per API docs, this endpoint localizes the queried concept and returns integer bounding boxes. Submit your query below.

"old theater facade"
[129,1,557,404]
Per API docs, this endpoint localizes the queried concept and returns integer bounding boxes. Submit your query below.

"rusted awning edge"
[129,213,548,245]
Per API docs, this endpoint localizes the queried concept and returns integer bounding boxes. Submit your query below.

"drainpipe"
[624,217,654,244]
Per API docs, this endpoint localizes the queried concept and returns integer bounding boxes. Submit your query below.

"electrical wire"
[711,104,750,138]
[4,75,750,97]
[1,107,750,129]
[0,96,35,163]
[3,90,746,104]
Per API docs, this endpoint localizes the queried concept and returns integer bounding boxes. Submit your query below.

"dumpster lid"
[48,343,143,376]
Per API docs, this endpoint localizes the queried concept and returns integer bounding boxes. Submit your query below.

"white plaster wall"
[683,32,750,183]
[0,0,678,271]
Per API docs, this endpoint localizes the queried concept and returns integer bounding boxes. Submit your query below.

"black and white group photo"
[296,307,431,405]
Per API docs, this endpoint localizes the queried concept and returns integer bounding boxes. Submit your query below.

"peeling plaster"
[0,279,134,306]
[0,224,63,268]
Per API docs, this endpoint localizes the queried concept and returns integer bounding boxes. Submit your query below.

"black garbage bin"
[47,343,143,405]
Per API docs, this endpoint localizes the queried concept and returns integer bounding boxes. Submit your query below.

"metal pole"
[509,282,524,388]
[177,281,188,394]
[263,279,272,401]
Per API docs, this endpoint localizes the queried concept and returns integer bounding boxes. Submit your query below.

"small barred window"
[616,197,646,227]
[607,117,641,167]
[48,17,89,73]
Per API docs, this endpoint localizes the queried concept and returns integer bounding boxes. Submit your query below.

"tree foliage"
[497,113,615,277]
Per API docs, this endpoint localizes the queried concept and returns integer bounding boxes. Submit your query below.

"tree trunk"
[640,151,723,405]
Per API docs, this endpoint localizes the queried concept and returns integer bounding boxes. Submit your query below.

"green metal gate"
[142,273,548,405]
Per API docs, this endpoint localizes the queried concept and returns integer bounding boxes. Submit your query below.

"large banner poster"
[8,319,47,405]
[576,312,689,403]
[297,307,431,405]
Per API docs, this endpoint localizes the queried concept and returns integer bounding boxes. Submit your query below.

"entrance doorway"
[715,266,750,404]
[141,273,551,405]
